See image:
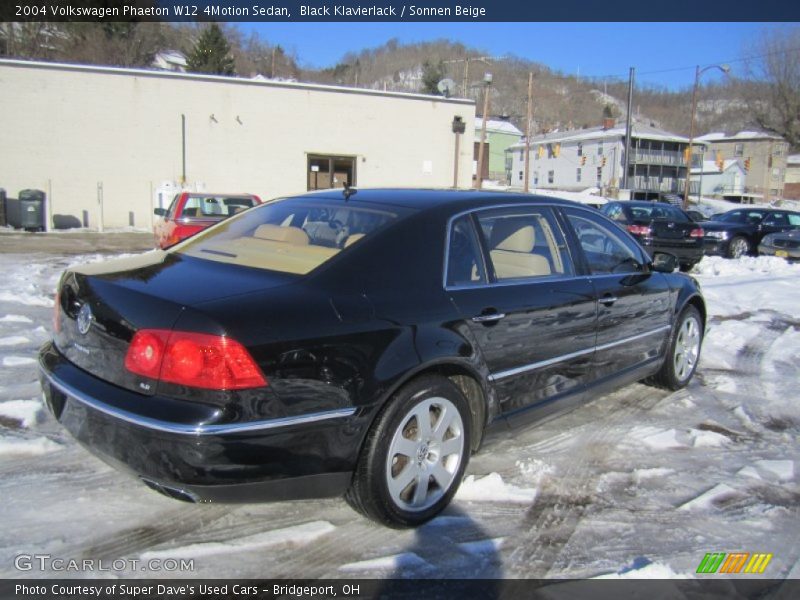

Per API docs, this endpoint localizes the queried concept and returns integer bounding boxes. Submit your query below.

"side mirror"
[154,208,167,217]
[651,252,679,273]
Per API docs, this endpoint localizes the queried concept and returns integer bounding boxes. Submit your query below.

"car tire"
[346,375,472,528]
[679,262,696,273]
[727,236,750,259]
[650,305,703,391]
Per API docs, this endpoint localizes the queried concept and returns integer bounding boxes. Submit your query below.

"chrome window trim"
[41,367,355,437]
[488,324,671,382]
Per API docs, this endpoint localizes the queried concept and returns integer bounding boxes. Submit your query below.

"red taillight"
[627,224,652,236]
[690,228,704,238]
[125,329,267,390]
[125,330,166,378]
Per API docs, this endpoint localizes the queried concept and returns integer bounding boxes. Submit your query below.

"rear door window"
[474,207,574,282]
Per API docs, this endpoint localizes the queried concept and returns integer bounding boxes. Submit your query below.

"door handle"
[472,312,506,323]
[598,295,618,306]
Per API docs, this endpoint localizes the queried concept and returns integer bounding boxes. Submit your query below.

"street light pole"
[475,73,492,190]
[683,64,730,209]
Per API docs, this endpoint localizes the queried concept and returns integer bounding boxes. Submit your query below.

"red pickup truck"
[154,192,262,249]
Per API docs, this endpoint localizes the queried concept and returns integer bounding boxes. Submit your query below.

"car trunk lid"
[54,251,296,395]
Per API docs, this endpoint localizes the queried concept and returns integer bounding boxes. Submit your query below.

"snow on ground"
[0,249,798,580]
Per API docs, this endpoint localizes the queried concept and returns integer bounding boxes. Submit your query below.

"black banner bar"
[3,579,799,600]
[1,0,799,23]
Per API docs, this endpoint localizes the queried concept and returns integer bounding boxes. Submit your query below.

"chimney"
[602,117,615,130]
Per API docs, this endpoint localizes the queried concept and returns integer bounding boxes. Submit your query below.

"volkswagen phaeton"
[40,189,705,527]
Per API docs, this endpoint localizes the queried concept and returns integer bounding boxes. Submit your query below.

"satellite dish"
[437,78,456,98]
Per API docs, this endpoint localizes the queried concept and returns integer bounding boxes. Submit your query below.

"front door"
[562,207,672,381]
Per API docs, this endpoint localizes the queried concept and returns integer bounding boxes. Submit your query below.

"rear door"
[446,206,597,415]
[561,207,673,381]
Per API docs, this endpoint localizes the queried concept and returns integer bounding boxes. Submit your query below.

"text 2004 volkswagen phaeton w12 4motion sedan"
[40,189,705,527]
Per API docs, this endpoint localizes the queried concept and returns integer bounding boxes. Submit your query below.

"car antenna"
[342,183,357,202]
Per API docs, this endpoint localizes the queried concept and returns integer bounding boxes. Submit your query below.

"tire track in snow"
[505,383,672,577]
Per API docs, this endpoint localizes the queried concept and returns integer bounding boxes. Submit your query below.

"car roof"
[287,188,590,213]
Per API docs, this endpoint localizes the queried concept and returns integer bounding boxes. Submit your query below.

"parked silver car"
[758,230,800,260]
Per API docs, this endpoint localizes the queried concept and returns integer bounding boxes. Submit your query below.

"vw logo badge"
[77,303,93,336]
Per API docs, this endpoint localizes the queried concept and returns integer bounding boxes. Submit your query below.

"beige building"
[0,59,475,230]
[697,131,789,203]
[785,154,800,200]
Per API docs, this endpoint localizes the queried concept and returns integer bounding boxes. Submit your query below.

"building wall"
[708,139,788,201]
[0,60,475,229]
[483,130,522,179]
[509,137,624,192]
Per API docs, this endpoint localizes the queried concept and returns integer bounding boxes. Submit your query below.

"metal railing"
[632,149,686,166]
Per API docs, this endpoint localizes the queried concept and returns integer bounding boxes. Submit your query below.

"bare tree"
[744,27,800,149]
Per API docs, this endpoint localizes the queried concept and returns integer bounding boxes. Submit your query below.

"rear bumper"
[39,342,358,503]
[758,243,800,260]
[640,241,704,264]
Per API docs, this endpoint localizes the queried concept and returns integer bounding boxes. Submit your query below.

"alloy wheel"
[384,396,465,512]
[674,315,701,382]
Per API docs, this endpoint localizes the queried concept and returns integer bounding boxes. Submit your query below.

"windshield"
[625,204,689,222]
[718,210,765,224]
[172,197,396,274]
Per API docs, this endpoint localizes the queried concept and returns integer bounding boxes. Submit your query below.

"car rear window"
[184,195,257,218]
[627,204,689,222]
[172,198,396,274]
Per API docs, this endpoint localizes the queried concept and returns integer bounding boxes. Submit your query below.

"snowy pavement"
[0,250,798,580]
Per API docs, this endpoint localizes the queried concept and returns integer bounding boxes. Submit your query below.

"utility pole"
[622,67,635,191]
[524,72,533,193]
[475,73,492,189]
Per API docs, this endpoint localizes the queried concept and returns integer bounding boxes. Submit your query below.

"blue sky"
[238,22,790,90]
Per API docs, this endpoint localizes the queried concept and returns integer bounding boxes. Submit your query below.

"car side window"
[446,215,486,287]
[563,208,643,275]
[475,207,573,281]
[788,214,800,227]
[604,204,626,221]
[764,212,788,227]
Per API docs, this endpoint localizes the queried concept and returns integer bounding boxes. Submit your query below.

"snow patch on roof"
[474,117,523,135]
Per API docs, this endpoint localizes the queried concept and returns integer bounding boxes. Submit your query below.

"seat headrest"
[490,221,535,253]
[253,224,309,245]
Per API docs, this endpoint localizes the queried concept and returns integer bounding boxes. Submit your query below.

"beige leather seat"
[253,224,310,245]
[489,220,551,279]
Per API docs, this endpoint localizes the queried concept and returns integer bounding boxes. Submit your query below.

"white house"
[151,51,188,72]
[691,158,746,197]
[508,122,700,200]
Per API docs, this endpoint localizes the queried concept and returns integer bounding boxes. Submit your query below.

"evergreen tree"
[421,59,446,95]
[186,24,235,76]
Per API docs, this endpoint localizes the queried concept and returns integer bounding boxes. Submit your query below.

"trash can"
[7,189,46,231]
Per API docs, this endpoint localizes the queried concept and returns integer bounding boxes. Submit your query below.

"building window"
[535,145,540,160]
[772,167,781,180]
[770,188,779,196]
[576,167,582,183]
[519,149,524,161]
[734,143,744,157]
[773,145,785,157]
[577,142,583,157]
[596,167,602,184]
[534,173,539,185]
[598,141,604,155]
[548,170,554,184]
[519,171,524,181]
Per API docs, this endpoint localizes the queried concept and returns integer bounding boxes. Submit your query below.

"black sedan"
[601,201,705,271]
[39,189,705,527]
[701,207,800,258]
